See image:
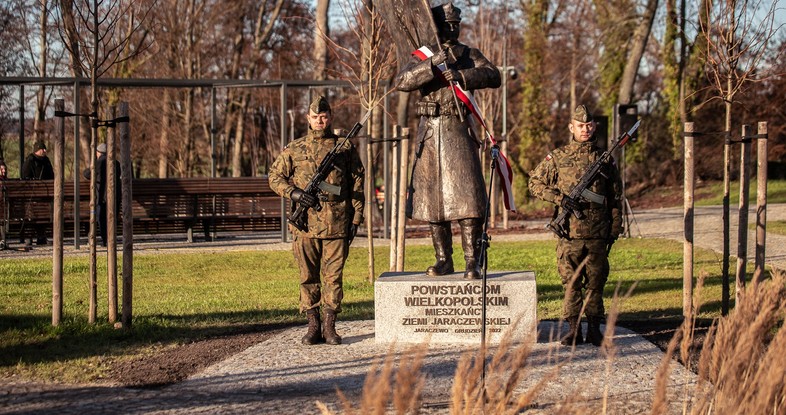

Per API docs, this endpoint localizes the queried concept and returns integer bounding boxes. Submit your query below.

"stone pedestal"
[374,271,537,344]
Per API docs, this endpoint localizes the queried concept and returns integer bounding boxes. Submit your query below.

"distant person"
[528,105,624,347]
[84,143,121,247]
[269,96,365,346]
[0,158,7,180]
[22,141,54,181]
[21,140,54,245]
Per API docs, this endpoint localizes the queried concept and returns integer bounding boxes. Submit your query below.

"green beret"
[309,96,331,114]
[572,105,594,123]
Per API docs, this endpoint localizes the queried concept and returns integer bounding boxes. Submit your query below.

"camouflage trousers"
[556,238,610,319]
[292,235,348,313]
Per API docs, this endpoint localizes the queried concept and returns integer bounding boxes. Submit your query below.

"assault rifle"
[288,108,373,232]
[546,119,640,239]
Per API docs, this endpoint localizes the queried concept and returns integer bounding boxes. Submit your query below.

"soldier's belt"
[416,101,466,117]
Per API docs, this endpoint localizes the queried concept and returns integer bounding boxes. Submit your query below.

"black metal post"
[477,144,499,400]
[19,85,24,174]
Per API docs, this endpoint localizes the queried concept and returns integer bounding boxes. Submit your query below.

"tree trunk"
[58,0,91,164]
[33,0,48,143]
[232,94,249,177]
[313,0,330,81]
[618,0,659,104]
[158,89,171,178]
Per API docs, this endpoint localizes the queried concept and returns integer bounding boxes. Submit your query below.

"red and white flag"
[413,46,516,211]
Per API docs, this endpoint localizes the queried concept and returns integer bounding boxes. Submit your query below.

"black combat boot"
[426,222,454,276]
[585,316,604,347]
[560,316,584,346]
[301,309,324,345]
[322,309,342,345]
[459,218,482,279]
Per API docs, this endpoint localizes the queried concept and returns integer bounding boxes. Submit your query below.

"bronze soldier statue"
[528,105,624,347]
[394,2,501,279]
[269,96,365,345]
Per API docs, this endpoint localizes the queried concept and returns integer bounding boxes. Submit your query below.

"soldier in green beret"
[269,95,365,345]
[528,105,624,347]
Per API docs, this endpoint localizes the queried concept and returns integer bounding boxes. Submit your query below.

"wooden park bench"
[0,177,282,249]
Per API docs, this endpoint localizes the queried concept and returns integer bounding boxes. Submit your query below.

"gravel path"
[3,204,785,414]
[0,321,695,414]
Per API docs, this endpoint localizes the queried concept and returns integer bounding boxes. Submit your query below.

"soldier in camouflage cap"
[528,104,623,347]
[269,95,365,346]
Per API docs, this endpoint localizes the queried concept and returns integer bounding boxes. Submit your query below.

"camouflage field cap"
[34,140,47,151]
[309,95,331,114]
[572,105,594,123]
[432,2,461,23]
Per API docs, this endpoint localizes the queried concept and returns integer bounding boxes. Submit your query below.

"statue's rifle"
[288,108,373,232]
[421,0,464,123]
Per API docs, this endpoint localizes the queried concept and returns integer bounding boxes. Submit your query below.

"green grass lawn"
[0,238,752,383]
[694,179,786,206]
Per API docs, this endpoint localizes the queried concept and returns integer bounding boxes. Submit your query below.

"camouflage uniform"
[528,110,623,321]
[269,111,364,315]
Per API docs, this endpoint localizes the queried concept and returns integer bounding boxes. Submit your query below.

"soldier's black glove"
[348,223,358,245]
[291,188,317,208]
[560,195,579,211]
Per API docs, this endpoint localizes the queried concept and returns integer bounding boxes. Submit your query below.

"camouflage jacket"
[269,128,365,239]
[528,138,623,240]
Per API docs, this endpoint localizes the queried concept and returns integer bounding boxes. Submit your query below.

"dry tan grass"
[690,269,786,414]
[316,343,427,415]
[447,319,556,414]
[323,270,784,414]
[652,269,786,415]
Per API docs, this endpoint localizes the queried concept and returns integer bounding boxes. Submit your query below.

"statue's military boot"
[585,316,604,347]
[322,310,342,345]
[560,316,585,346]
[426,222,454,276]
[459,218,483,279]
[301,309,324,345]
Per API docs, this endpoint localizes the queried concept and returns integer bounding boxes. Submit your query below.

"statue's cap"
[432,2,461,23]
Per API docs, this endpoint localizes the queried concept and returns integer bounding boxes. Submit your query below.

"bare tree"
[33,0,50,143]
[229,0,285,177]
[56,0,155,324]
[329,0,395,281]
[515,0,553,204]
[699,0,783,312]
[12,1,66,145]
[618,0,659,104]
[313,0,330,81]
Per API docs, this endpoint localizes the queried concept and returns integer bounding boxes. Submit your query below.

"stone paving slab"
[0,320,696,414]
